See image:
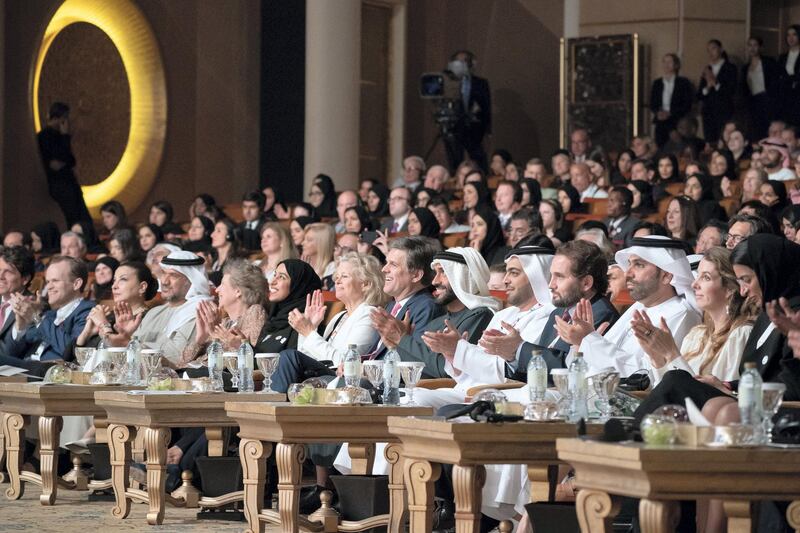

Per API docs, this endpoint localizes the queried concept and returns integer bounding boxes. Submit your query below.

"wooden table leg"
[240,438,271,533]
[385,443,406,533]
[348,443,375,475]
[144,427,171,525]
[38,415,63,505]
[276,442,305,533]
[639,499,680,533]
[0,412,7,483]
[93,416,109,445]
[206,426,225,457]
[575,489,621,533]
[527,465,551,503]
[723,500,754,533]
[3,413,27,500]
[403,458,441,533]
[453,464,486,533]
[108,423,135,519]
[787,500,800,533]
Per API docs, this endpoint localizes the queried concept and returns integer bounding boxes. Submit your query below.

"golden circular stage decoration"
[32,0,166,217]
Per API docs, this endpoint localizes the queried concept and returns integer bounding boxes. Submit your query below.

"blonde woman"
[301,223,336,278]
[257,222,298,280]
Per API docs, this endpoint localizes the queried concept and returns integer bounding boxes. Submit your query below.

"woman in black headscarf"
[309,174,337,218]
[709,148,738,200]
[684,173,727,224]
[520,178,542,208]
[90,256,119,301]
[460,181,492,225]
[343,205,374,234]
[366,183,390,222]
[469,205,508,266]
[413,187,437,209]
[557,183,586,215]
[407,207,441,238]
[627,180,657,216]
[254,259,323,353]
[758,180,789,219]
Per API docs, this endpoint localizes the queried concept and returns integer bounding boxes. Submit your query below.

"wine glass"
[550,368,570,416]
[255,353,280,393]
[140,349,163,382]
[762,382,786,443]
[590,369,620,421]
[74,347,95,370]
[398,362,425,405]
[223,352,240,390]
[362,360,384,389]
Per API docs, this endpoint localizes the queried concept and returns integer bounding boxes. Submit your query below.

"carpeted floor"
[0,483,281,532]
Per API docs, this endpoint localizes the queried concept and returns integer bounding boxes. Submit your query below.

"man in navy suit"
[237,190,267,251]
[368,236,442,359]
[478,240,620,380]
[0,255,93,375]
[0,246,35,350]
[603,186,640,248]
[650,53,694,148]
[443,50,491,173]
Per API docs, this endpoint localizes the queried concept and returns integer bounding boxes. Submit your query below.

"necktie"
[391,221,399,234]
[390,302,402,317]
[0,301,9,327]
[365,302,404,360]
[461,77,471,110]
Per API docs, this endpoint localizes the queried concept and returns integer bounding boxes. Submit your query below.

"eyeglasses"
[726,233,747,246]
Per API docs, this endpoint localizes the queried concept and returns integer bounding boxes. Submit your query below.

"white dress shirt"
[702,60,725,95]
[661,76,675,112]
[787,49,799,76]
[580,183,609,201]
[747,60,766,96]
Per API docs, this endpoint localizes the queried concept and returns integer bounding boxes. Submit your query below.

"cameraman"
[443,50,491,175]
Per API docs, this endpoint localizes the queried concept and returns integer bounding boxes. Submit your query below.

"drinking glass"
[74,347,95,369]
[223,353,240,390]
[762,383,786,443]
[362,360,384,389]
[550,368,570,416]
[398,362,425,405]
[255,353,280,393]
[590,369,620,421]
[139,349,163,382]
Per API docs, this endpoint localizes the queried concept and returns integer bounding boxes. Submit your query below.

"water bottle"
[738,362,763,430]
[343,344,361,387]
[96,336,110,366]
[206,338,224,392]
[567,352,589,422]
[125,335,141,385]
[237,341,255,393]
[382,348,401,405]
[527,349,547,402]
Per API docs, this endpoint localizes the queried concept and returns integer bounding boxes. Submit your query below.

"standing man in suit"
[443,50,491,173]
[0,256,94,375]
[238,191,267,252]
[778,24,800,128]
[0,246,35,350]
[697,39,738,144]
[743,36,780,141]
[366,237,442,359]
[650,53,694,148]
[604,186,640,248]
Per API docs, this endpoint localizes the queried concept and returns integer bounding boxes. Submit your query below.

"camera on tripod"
[419,71,463,137]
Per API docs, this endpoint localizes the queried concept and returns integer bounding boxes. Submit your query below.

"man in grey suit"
[603,186,640,248]
[379,187,412,234]
[0,246,36,350]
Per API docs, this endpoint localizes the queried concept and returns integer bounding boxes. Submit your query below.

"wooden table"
[0,375,28,483]
[388,416,601,533]
[225,402,432,533]
[95,390,283,526]
[557,438,800,533]
[0,382,128,505]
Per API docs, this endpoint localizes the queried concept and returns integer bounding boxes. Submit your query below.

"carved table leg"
[144,427,171,525]
[3,413,27,500]
[276,442,305,533]
[453,465,486,533]
[206,426,225,457]
[527,465,551,503]
[404,458,441,533]
[108,423,135,519]
[93,416,109,445]
[723,500,754,533]
[385,443,406,533]
[240,438,271,533]
[639,499,680,533]
[575,489,621,533]
[348,442,375,476]
[38,415,63,505]
[0,412,7,483]
[787,500,800,533]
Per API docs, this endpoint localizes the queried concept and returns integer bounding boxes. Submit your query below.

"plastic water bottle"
[738,362,763,429]
[343,344,361,387]
[125,336,141,385]
[527,349,547,402]
[96,336,110,365]
[382,348,401,405]
[206,338,224,392]
[237,341,255,393]
[567,352,589,422]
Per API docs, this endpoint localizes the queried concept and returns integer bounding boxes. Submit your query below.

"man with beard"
[555,236,702,376]
[371,247,498,379]
[479,239,619,379]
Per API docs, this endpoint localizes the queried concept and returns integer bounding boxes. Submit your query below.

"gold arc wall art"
[32,0,167,217]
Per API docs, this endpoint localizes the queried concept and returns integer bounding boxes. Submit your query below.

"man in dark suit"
[379,187,412,234]
[443,50,491,173]
[367,236,442,359]
[0,246,35,351]
[0,255,94,375]
[697,40,738,144]
[603,186,640,248]
[478,240,620,380]
[237,191,267,251]
[650,53,694,148]
[743,36,780,141]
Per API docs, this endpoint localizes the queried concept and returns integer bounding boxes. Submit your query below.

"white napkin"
[685,397,711,426]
